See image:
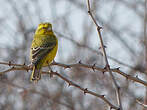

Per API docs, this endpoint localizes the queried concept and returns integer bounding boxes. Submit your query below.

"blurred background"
[0,0,146,110]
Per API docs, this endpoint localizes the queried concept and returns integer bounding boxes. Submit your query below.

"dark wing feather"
[31,39,56,66]
[31,47,52,65]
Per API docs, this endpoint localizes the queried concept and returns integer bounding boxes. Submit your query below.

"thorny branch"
[0,0,145,110]
[0,62,119,109]
[86,0,122,109]
[0,61,147,86]
[1,61,147,109]
[45,71,119,110]
[56,31,147,74]
[51,61,147,87]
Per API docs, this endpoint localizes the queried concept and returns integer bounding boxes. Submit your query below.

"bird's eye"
[42,27,46,29]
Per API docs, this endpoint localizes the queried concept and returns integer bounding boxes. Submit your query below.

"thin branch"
[0,61,147,86]
[1,61,147,109]
[0,63,119,109]
[69,0,136,55]
[0,61,27,67]
[51,61,147,86]
[56,31,146,74]
[43,71,119,110]
[86,0,122,109]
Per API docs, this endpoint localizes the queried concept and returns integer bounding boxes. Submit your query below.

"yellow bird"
[30,22,58,82]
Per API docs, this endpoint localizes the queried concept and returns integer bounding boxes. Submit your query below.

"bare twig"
[0,63,119,109]
[1,61,147,109]
[56,31,146,74]
[51,61,147,86]
[43,71,119,110]
[0,61,147,86]
[86,0,122,109]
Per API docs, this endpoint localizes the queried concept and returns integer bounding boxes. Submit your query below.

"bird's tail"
[30,66,41,82]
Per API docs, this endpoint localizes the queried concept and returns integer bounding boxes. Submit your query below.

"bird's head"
[35,22,53,35]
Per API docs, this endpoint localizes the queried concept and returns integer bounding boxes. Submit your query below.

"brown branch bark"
[1,61,147,86]
[86,0,122,109]
[0,62,119,109]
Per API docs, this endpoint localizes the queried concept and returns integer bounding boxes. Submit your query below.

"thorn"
[116,67,120,70]
[99,45,106,49]
[64,65,70,70]
[107,64,110,68]
[101,94,105,97]
[53,71,58,75]
[104,64,110,70]
[103,45,107,48]
[65,65,70,69]
[84,88,88,94]
[136,74,139,79]
[8,61,11,66]
[126,75,130,80]
[88,10,90,14]
[68,83,71,87]
[78,60,82,64]
[104,66,107,70]
[12,66,14,69]
[97,26,102,30]
[92,63,96,72]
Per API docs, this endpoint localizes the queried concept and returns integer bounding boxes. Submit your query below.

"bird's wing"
[31,37,57,66]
